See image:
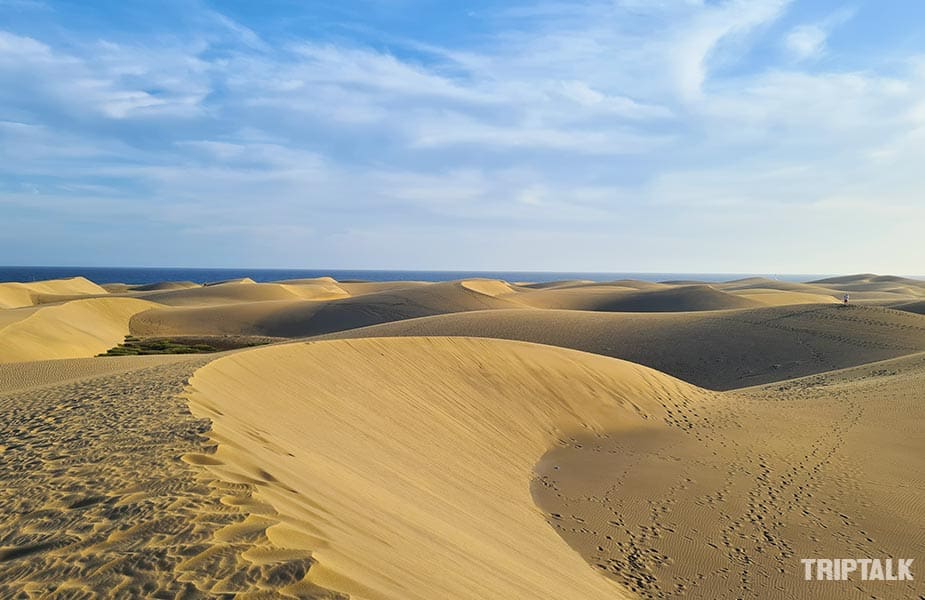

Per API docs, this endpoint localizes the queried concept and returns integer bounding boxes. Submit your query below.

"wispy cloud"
[0,1,923,272]
[783,8,855,61]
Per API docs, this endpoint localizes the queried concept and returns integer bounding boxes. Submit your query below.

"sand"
[0,355,336,597]
[0,297,158,364]
[319,304,925,389]
[1,273,923,599]
[534,350,925,599]
[0,276,107,308]
[186,337,663,600]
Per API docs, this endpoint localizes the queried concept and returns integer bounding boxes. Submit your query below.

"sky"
[1,0,924,274]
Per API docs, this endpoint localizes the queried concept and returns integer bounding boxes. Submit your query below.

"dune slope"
[514,284,760,312]
[0,277,107,308]
[186,337,703,600]
[534,351,925,599]
[320,304,925,390]
[133,280,526,338]
[0,297,158,363]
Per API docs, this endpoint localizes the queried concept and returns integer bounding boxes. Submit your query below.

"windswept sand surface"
[1,273,923,599]
[0,356,338,598]
[319,304,925,390]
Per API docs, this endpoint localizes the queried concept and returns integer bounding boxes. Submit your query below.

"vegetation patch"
[100,336,219,356]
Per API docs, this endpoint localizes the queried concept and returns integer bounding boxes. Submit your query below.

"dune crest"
[320,304,925,389]
[186,337,703,600]
[459,278,519,298]
[0,276,107,308]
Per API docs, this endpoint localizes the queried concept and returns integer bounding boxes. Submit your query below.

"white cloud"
[1,3,924,272]
[783,8,856,62]
[672,0,791,99]
[785,24,828,60]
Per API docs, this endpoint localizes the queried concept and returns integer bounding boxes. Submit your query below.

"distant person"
[843,292,850,305]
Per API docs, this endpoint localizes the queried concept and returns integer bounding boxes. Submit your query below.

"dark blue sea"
[0,266,835,285]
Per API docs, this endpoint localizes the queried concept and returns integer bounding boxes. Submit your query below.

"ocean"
[0,266,835,285]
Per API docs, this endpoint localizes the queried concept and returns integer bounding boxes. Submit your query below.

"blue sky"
[1,0,924,273]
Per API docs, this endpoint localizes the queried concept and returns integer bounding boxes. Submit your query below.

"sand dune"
[0,283,35,309]
[730,289,839,306]
[893,299,925,315]
[534,349,925,599]
[0,276,107,308]
[3,274,925,599]
[717,277,843,296]
[806,273,925,301]
[130,278,350,307]
[336,280,430,295]
[133,280,526,338]
[459,277,520,298]
[279,279,350,301]
[187,337,685,600]
[810,273,924,286]
[0,297,157,363]
[518,279,596,289]
[129,281,201,292]
[513,284,759,312]
[187,336,925,599]
[717,275,925,304]
[204,277,256,286]
[138,281,309,306]
[320,304,925,389]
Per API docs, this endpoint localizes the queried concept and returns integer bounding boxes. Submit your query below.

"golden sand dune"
[810,273,925,286]
[0,276,107,308]
[518,279,597,289]
[0,283,34,309]
[513,284,759,311]
[807,274,925,301]
[129,279,840,345]
[0,297,157,364]
[205,277,257,285]
[2,275,924,599]
[128,278,349,306]
[893,299,925,315]
[320,304,925,389]
[129,281,201,292]
[534,349,925,599]
[729,289,839,306]
[186,337,925,599]
[280,280,351,301]
[186,337,686,600]
[139,281,312,306]
[336,280,430,295]
[459,277,521,298]
[132,280,525,338]
[131,278,348,307]
[717,277,831,292]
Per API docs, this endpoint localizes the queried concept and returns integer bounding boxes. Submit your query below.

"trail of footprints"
[0,361,343,599]
[536,372,887,599]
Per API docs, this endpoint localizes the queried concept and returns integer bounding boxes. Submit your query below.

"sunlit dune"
[1,274,923,599]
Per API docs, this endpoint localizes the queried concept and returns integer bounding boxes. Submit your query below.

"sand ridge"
[0,277,107,309]
[185,337,695,600]
[318,303,925,390]
[184,335,925,599]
